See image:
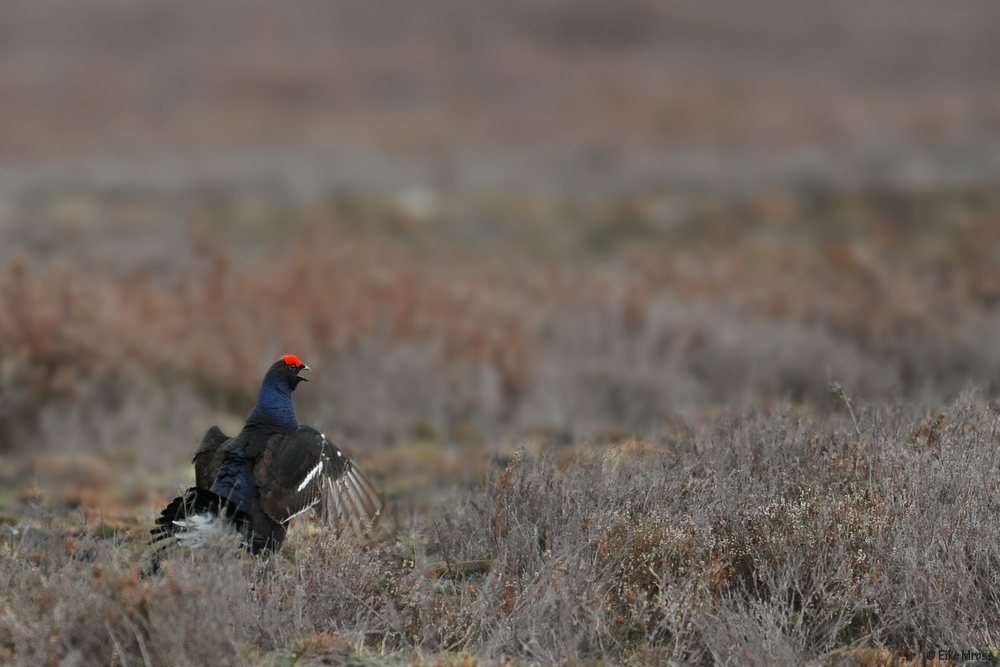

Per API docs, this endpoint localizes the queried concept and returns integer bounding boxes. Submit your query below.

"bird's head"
[246,355,310,428]
[265,354,310,393]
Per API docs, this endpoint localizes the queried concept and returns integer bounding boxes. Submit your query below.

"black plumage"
[149,355,381,567]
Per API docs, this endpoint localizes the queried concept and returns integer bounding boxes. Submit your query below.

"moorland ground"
[3,187,1000,666]
[3,2,1000,665]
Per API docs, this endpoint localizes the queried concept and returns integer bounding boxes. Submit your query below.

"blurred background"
[2,0,1000,519]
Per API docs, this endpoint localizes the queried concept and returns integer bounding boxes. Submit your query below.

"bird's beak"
[299,364,310,380]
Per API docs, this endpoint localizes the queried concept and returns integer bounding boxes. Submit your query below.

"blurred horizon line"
[1,142,999,200]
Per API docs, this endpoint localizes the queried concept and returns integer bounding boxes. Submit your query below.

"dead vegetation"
[3,186,1000,459]
[2,186,1000,664]
[4,394,1000,665]
[2,1,998,161]
[2,2,999,663]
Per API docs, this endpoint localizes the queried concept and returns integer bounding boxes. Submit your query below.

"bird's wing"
[254,426,382,536]
[193,425,231,490]
[316,433,383,537]
[209,447,256,514]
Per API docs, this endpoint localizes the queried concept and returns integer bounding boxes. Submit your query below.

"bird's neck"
[245,379,298,430]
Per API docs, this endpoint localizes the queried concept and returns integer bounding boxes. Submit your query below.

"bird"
[148,355,381,569]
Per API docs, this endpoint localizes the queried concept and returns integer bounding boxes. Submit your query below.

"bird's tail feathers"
[145,487,243,575]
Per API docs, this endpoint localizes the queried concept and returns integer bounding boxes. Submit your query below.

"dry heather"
[4,392,1000,665]
[2,3,1000,663]
[2,1,999,161]
[2,187,1000,664]
[2,186,1000,462]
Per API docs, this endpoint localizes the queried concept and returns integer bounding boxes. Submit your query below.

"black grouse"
[149,355,381,565]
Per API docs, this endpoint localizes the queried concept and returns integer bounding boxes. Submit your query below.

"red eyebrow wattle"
[280,354,302,367]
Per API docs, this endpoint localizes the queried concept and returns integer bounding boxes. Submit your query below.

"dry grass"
[4,393,1000,665]
[3,186,1000,460]
[2,186,1000,664]
[1,1,998,160]
[3,3,1000,662]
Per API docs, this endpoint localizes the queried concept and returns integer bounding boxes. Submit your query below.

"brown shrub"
[4,188,1000,462]
[5,392,1000,664]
